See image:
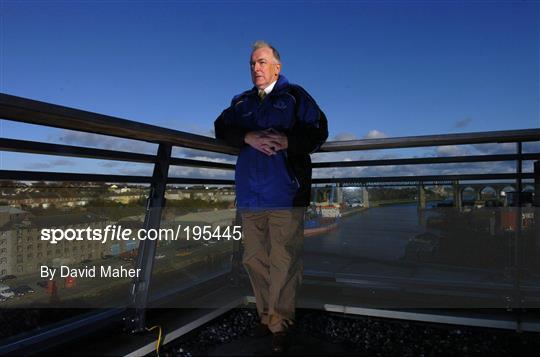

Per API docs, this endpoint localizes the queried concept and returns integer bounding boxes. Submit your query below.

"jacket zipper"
[283,151,300,188]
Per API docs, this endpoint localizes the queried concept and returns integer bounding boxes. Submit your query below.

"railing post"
[417,183,426,210]
[336,183,344,205]
[534,161,539,207]
[535,161,539,286]
[513,142,523,330]
[452,180,462,210]
[229,208,247,287]
[362,185,370,208]
[417,183,426,227]
[124,143,171,333]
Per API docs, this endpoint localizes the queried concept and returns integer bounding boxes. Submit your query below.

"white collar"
[259,80,277,95]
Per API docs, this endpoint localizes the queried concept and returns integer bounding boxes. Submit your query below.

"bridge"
[312,180,536,210]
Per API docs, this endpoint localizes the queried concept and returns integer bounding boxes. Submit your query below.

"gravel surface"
[0,308,95,342]
[160,308,540,356]
[164,308,259,357]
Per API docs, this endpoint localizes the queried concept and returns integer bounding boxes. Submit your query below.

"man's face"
[250,47,281,90]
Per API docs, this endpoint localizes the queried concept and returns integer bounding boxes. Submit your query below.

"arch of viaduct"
[458,183,535,200]
[311,181,536,210]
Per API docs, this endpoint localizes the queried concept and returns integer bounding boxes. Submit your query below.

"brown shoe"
[250,323,271,338]
[271,331,289,353]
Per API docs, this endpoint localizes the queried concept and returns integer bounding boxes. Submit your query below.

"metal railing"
[0,92,539,352]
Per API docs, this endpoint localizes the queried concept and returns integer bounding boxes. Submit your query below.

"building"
[0,210,114,276]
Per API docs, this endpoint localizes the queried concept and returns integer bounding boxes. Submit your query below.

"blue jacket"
[214,75,328,210]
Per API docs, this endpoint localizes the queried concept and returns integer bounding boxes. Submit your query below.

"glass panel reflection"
[301,183,537,308]
[148,185,238,305]
[0,180,149,310]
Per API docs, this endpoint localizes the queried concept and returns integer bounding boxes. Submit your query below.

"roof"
[0,206,28,215]
[1,212,109,231]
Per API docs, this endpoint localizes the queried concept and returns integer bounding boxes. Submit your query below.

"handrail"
[319,129,540,152]
[1,93,539,155]
[0,138,235,170]
[0,93,237,155]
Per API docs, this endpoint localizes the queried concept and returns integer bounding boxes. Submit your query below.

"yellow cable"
[146,325,163,357]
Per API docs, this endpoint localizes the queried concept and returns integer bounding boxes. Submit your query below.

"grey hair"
[252,40,281,64]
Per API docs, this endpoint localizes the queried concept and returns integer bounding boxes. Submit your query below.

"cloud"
[328,129,389,143]
[435,145,471,157]
[312,150,372,163]
[51,125,530,182]
[106,148,527,184]
[55,130,157,154]
[54,129,237,164]
[481,141,540,156]
[100,161,122,168]
[454,117,472,128]
[311,148,521,180]
[117,166,153,177]
[185,155,236,165]
[312,131,534,180]
[164,122,215,139]
[112,164,234,180]
[523,141,540,153]
[169,166,234,180]
[333,132,358,141]
[364,130,388,139]
[433,140,540,159]
[25,159,75,170]
[173,147,236,163]
[472,142,516,155]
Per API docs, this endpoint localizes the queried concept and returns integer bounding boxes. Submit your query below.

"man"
[214,40,328,352]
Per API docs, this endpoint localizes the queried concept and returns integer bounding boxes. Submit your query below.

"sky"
[0,0,539,182]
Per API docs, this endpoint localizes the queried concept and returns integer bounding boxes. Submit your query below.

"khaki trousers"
[241,208,305,333]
